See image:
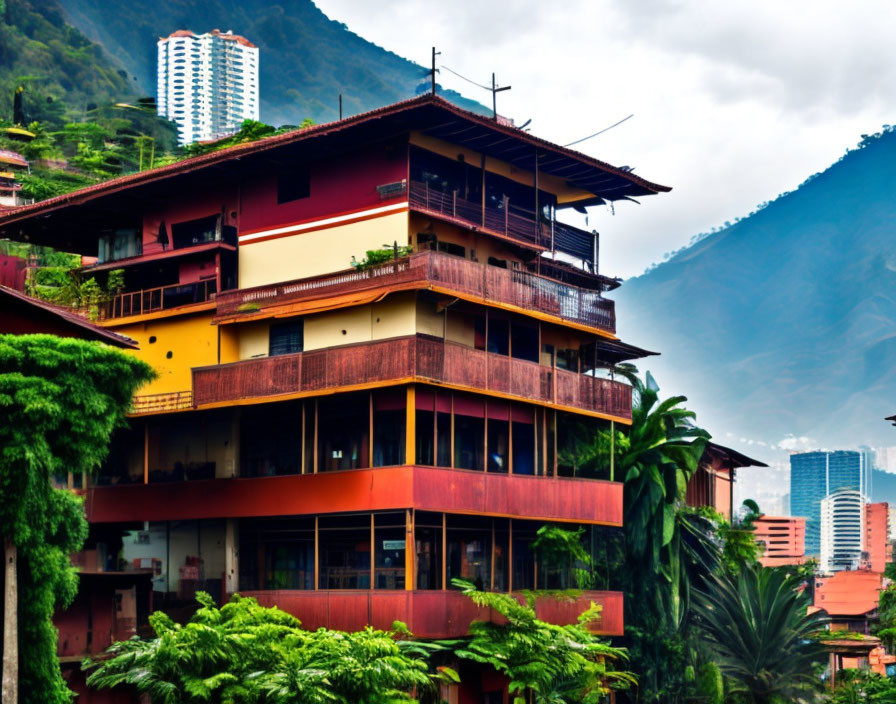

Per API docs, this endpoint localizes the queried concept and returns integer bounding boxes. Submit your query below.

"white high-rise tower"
[819,488,866,572]
[157,29,259,145]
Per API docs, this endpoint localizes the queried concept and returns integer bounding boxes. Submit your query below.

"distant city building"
[874,446,896,473]
[753,515,805,567]
[157,29,259,145]
[820,488,865,572]
[865,502,889,573]
[889,507,896,541]
[790,450,870,555]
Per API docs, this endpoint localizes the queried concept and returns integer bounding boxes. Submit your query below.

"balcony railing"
[131,390,194,414]
[99,280,217,320]
[215,249,615,333]
[191,335,632,419]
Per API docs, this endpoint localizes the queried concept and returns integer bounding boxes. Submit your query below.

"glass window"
[241,404,301,477]
[374,513,406,589]
[318,393,369,471]
[318,514,371,589]
[454,393,484,471]
[487,317,509,356]
[269,320,303,356]
[487,403,509,473]
[277,167,310,203]
[447,515,491,590]
[171,215,219,248]
[512,521,536,590]
[373,390,405,467]
[415,512,442,590]
[512,405,536,475]
[239,517,314,591]
[511,321,538,363]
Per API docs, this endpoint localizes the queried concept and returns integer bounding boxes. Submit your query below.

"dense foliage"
[87,592,441,704]
[451,579,634,704]
[0,334,154,703]
[692,565,826,703]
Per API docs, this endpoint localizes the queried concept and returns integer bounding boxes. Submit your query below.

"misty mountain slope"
[616,130,896,448]
[57,0,487,125]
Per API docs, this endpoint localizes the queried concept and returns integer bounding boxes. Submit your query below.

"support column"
[405,386,416,465]
[405,509,415,590]
[224,519,239,596]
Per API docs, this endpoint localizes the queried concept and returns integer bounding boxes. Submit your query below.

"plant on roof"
[351,242,412,270]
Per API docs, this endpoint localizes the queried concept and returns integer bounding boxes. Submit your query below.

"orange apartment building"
[0,95,671,702]
[864,501,890,573]
[753,515,806,567]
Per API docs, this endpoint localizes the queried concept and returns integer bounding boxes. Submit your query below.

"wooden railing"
[215,250,615,333]
[191,335,632,419]
[100,280,217,319]
[132,390,194,414]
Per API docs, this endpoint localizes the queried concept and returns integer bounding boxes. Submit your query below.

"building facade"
[864,502,890,573]
[0,95,670,702]
[157,29,259,145]
[791,450,870,555]
[820,488,865,573]
[753,515,805,567]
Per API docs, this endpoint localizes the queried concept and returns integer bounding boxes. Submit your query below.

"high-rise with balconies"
[157,29,259,145]
[0,95,670,702]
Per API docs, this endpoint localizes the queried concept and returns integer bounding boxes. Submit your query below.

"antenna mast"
[490,73,510,120]
[431,47,441,95]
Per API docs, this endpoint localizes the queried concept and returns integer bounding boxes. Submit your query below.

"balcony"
[215,249,615,333]
[191,335,632,419]
[409,181,596,260]
[85,466,623,525]
[98,279,217,320]
[243,589,624,637]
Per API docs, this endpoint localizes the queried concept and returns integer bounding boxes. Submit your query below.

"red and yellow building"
[0,95,671,700]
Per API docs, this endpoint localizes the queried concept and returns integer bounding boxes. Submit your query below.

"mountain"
[0,0,137,126]
[616,128,896,456]
[56,0,487,126]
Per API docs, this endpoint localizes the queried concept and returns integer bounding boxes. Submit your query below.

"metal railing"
[101,279,217,319]
[131,390,194,414]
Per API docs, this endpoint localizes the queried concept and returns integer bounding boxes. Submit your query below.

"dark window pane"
[277,167,310,203]
[269,321,303,356]
[511,322,538,362]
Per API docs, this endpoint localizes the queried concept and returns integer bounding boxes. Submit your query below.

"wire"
[439,64,494,92]
[564,114,634,147]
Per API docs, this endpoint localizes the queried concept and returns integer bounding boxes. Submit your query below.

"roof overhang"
[0,95,670,254]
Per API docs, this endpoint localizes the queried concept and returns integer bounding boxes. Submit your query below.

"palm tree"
[692,563,827,703]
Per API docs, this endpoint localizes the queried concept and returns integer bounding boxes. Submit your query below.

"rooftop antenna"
[338,94,343,120]
[431,47,441,95]
[491,73,510,120]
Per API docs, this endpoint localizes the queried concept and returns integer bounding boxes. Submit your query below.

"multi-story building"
[0,95,670,702]
[685,441,767,521]
[753,515,805,567]
[864,501,889,573]
[820,488,865,573]
[157,29,259,145]
[791,450,871,555]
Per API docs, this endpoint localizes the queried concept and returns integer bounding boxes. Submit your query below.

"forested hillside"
[58,0,487,125]
[617,128,896,450]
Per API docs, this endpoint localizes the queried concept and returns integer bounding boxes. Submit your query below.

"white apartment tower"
[819,488,866,573]
[157,29,259,145]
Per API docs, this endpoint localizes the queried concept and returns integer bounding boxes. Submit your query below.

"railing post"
[452,190,457,218]
[504,196,509,235]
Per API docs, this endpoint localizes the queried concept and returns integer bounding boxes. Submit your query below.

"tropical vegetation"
[0,334,154,704]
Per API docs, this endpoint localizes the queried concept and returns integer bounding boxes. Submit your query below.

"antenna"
[431,47,441,95]
[338,94,343,120]
[491,73,510,120]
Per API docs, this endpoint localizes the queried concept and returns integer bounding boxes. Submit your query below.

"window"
[170,215,219,248]
[277,167,311,203]
[269,320,303,356]
[437,240,465,258]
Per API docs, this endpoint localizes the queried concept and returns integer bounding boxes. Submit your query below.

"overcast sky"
[315,0,896,278]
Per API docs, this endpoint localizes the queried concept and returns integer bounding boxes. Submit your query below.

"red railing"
[215,250,615,333]
[100,279,217,320]
[192,335,632,419]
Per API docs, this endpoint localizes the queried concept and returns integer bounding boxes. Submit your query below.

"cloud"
[776,435,817,452]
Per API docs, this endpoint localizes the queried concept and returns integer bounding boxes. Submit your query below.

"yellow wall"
[111,312,219,395]
[219,326,240,364]
[409,133,594,205]
[239,211,410,288]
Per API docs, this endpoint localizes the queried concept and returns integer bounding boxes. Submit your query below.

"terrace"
[189,335,632,420]
[216,249,616,333]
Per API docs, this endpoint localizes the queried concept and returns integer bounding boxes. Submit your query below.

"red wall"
[238,145,407,234]
[243,589,624,637]
[86,466,623,526]
[0,253,26,290]
[142,184,239,248]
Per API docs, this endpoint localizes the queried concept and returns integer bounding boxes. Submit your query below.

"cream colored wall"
[239,211,409,288]
[238,320,271,360]
[410,215,527,268]
[416,298,445,338]
[446,310,476,347]
[236,292,419,358]
[110,312,218,395]
[409,132,594,204]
